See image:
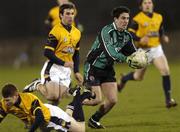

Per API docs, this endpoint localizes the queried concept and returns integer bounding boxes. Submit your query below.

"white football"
[133,49,148,67]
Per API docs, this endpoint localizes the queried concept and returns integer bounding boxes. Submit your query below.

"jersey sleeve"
[44,34,58,51]
[128,20,141,41]
[0,102,7,123]
[29,98,45,132]
[31,99,42,115]
[120,34,137,56]
[100,27,127,62]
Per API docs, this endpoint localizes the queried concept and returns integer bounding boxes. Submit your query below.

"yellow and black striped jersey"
[128,11,163,48]
[48,6,76,27]
[45,23,81,62]
[0,93,50,125]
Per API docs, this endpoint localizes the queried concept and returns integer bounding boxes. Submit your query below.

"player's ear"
[14,91,19,98]
[60,13,63,19]
[114,17,117,22]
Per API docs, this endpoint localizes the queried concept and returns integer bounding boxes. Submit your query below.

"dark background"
[0,0,180,37]
[0,0,179,66]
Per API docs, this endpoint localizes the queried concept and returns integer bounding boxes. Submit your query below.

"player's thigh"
[46,81,69,99]
[44,81,60,99]
[69,118,85,132]
[101,82,118,103]
[153,55,170,75]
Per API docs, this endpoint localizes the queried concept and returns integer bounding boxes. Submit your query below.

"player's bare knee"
[134,75,144,81]
[109,98,118,105]
[160,68,170,75]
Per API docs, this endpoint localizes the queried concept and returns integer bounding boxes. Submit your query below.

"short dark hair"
[111,6,130,18]
[59,3,75,15]
[2,84,18,98]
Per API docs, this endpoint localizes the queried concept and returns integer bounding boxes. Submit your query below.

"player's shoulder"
[19,92,38,100]
[153,12,163,18]
[101,23,115,34]
[124,30,132,36]
[133,11,144,19]
[49,6,59,13]
[0,99,7,112]
[0,99,5,108]
[72,25,81,35]
[49,24,61,35]
[123,30,133,40]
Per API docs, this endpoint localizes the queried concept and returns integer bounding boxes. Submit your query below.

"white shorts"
[45,104,71,132]
[141,45,164,63]
[41,60,71,87]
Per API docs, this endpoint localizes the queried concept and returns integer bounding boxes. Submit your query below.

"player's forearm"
[29,109,45,132]
[102,42,127,62]
[0,108,7,123]
[121,40,137,56]
[73,50,80,73]
[44,49,65,66]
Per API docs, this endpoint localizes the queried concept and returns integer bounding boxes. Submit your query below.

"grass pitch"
[0,62,179,132]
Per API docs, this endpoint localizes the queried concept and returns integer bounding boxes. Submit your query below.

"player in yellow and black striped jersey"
[118,0,177,108]
[0,85,50,129]
[23,3,83,106]
[1,84,94,132]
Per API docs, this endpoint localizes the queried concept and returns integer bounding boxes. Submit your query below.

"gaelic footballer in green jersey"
[82,6,141,129]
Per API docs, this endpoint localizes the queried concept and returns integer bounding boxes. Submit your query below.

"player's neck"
[14,95,21,107]
[61,22,72,32]
[143,11,153,18]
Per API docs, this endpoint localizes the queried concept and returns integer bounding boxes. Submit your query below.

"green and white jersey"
[86,22,136,69]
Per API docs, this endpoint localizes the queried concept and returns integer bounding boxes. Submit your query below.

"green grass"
[0,62,180,132]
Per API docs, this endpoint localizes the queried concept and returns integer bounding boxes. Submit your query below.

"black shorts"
[84,65,116,87]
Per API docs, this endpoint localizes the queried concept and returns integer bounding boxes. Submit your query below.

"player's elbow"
[44,49,53,59]
[44,49,49,58]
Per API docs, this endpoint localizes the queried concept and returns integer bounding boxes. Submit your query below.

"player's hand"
[126,50,148,69]
[64,62,74,69]
[75,72,83,85]
[161,35,170,44]
[126,55,142,69]
[140,36,149,45]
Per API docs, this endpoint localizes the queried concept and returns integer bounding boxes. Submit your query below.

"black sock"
[121,72,134,83]
[68,91,85,122]
[162,75,171,101]
[91,105,105,122]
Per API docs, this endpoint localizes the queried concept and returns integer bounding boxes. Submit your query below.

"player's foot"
[81,89,96,102]
[23,79,41,92]
[88,117,105,129]
[117,74,126,92]
[68,85,82,96]
[166,98,177,108]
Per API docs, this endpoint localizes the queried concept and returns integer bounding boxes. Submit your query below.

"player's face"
[114,13,129,31]
[4,95,18,107]
[61,9,75,25]
[141,0,153,13]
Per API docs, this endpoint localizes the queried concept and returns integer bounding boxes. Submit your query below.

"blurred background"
[0,1,180,131]
[0,0,180,67]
